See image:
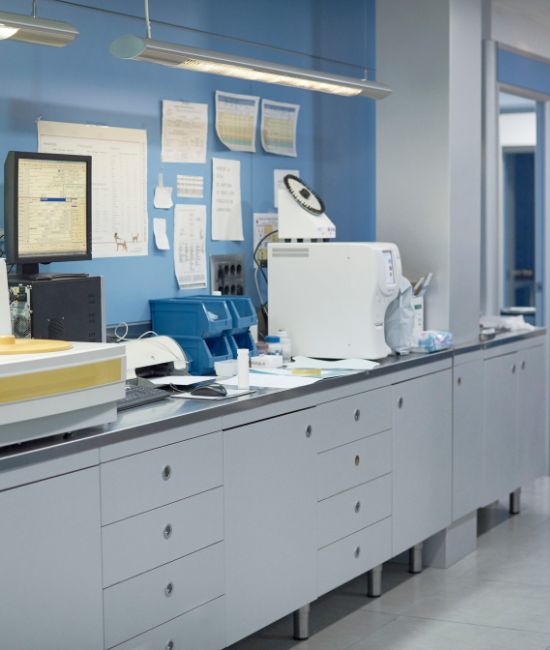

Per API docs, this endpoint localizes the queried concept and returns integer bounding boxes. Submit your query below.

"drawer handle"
[398,397,404,409]
[354,500,361,513]
[354,454,361,467]
[162,465,172,481]
[522,360,526,370]
[305,424,312,438]
[354,409,361,422]
[512,364,516,374]
[354,546,361,558]
[164,582,174,597]
[457,377,462,386]
[165,641,175,650]
[163,523,173,539]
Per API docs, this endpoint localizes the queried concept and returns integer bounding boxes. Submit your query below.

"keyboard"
[117,381,171,412]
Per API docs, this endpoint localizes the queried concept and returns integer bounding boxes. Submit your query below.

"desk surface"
[0,328,544,472]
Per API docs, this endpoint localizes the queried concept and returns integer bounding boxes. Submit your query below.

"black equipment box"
[9,276,103,342]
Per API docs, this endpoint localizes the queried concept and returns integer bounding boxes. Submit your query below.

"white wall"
[376,0,482,342]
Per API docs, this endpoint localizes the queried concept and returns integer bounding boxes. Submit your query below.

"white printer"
[268,242,402,360]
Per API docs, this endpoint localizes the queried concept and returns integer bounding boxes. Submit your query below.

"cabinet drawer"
[317,429,392,500]
[102,487,224,587]
[103,542,224,649]
[317,517,391,597]
[101,432,223,524]
[315,387,391,452]
[318,474,391,548]
[112,596,225,650]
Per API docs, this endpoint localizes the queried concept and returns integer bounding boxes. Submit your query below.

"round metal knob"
[354,454,361,467]
[457,377,462,386]
[305,424,312,438]
[354,500,361,513]
[354,546,361,558]
[522,360,526,370]
[512,364,517,374]
[165,641,175,650]
[354,409,361,422]
[163,524,173,539]
[398,397,404,409]
[164,582,174,597]
[162,465,172,481]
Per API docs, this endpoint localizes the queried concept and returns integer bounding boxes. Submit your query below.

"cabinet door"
[517,344,547,484]
[483,352,518,504]
[224,410,317,646]
[453,359,484,520]
[0,467,103,650]
[392,369,452,556]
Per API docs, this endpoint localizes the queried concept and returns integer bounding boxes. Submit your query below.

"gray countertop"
[0,328,544,471]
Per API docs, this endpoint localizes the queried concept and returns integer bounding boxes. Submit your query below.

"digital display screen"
[17,158,88,259]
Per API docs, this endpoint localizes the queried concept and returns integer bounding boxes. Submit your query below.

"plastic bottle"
[264,335,282,355]
[237,348,250,390]
[277,329,292,362]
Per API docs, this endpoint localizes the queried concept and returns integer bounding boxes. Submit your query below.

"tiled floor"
[230,476,550,650]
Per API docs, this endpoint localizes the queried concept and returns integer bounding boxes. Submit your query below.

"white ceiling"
[493,0,550,28]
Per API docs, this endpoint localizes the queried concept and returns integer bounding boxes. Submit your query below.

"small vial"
[264,335,282,355]
[277,330,292,362]
[237,348,250,390]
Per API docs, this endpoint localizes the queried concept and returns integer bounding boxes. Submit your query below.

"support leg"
[293,604,310,641]
[509,487,521,515]
[409,542,423,574]
[367,564,383,597]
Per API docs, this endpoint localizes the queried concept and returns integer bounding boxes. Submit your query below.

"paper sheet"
[220,372,320,389]
[161,100,208,163]
[154,174,173,209]
[153,218,170,250]
[289,356,380,370]
[177,174,204,198]
[211,158,243,241]
[215,91,259,152]
[173,204,207,288]
[274,169,299,208]
[37,120,148,258]
[253,213,278,264]
[261,99,300,157]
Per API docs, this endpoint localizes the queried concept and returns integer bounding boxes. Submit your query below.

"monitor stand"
[11,263,89,282]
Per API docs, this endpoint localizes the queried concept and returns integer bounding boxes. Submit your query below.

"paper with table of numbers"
[173,204,207,289]
[261,99,300,157]
[215,91,259,152]
[161,100,208,163]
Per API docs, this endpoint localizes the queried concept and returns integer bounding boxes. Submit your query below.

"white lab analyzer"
[268,242,402,360]
[0,259,126,446]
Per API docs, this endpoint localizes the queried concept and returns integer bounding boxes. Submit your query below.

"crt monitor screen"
[4,151,92,265]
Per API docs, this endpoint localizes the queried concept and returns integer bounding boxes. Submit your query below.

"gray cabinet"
[452,355,484,520]
[224,409,317,646]
[517,343,547,485]
[483,351,519,505]
[392,369,453,556]
[0,467,103,650]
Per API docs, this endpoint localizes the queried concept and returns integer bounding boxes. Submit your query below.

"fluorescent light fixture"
[110,35,391,99]
[0,9,78,47]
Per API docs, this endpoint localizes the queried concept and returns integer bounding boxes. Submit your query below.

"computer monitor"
[4,151,92,277]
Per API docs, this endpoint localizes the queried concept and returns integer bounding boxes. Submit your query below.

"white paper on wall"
[211,158,243,241]
[174,204,207,289]
[215,91,259,152]
[161,100,208,163]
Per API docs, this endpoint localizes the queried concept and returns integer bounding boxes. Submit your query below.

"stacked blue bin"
[150,295,257,375]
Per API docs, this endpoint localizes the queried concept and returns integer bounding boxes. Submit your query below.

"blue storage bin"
[173,335,233,375]
[150,298,232,338]
[227,331,257,358]
[184,295,257,333]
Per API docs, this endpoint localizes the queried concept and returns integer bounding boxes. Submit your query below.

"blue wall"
[0,0,376,325]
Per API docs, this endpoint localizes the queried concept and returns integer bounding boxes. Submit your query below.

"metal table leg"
[367,564,383,597]
[293,604,310,640]
[409,542,423,574]
[509,487,521,515]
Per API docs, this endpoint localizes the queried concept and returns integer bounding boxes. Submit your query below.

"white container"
[237,348,250,390]
[214,359,238,378]
[412,296,424,343]
[277,330,292,362]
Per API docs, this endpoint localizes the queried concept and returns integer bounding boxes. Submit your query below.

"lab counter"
[0,327,546,650]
